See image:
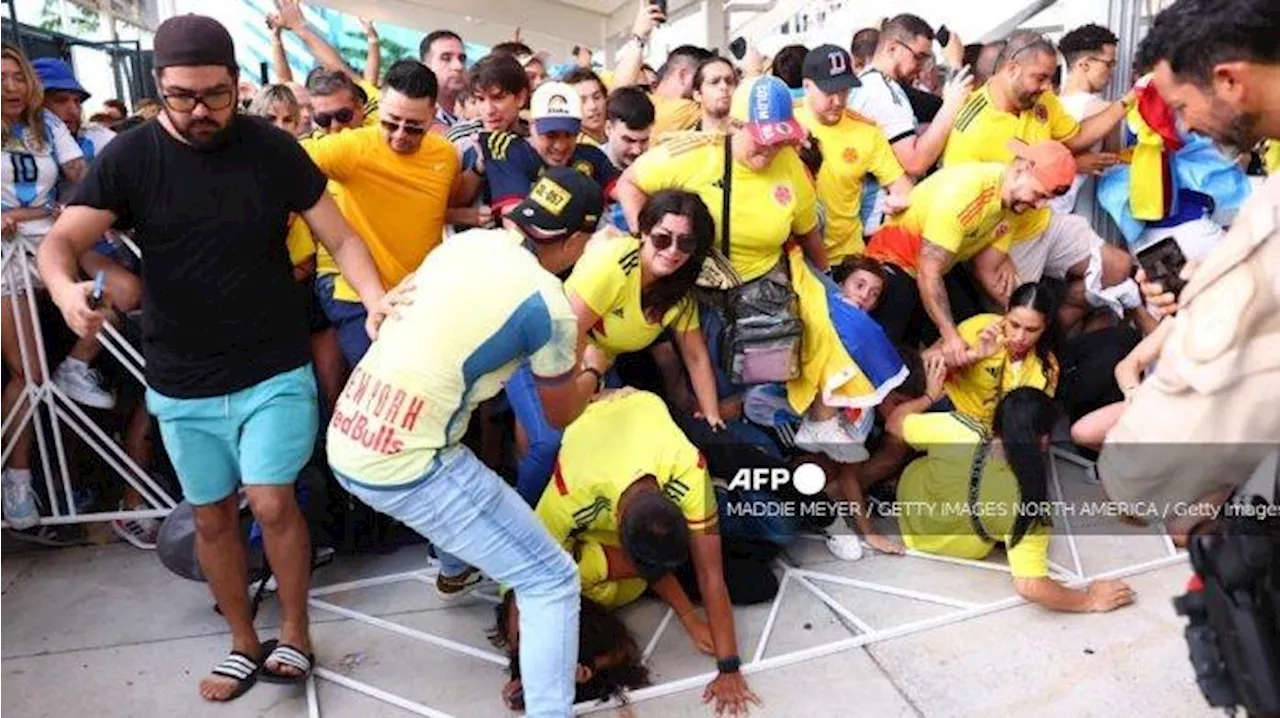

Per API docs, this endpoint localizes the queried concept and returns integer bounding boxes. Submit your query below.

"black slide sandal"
[260,639,315,685]
[206,650,262,701]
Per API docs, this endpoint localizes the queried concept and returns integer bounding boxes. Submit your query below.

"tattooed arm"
[918,240,970,365]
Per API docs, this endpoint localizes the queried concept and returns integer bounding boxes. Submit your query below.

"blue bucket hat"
[32,58,90,100]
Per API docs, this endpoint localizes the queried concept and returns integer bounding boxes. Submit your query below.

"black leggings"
[675,551,782,606]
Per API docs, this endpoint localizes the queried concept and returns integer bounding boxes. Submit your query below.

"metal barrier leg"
[0,249,174,529]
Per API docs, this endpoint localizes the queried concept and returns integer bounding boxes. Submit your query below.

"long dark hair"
[493,592,650,705]
[636,189,714,324]
[1007,281,1062,387]
[993,387,1058,547]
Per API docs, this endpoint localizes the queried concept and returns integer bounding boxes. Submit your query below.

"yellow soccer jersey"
[565,235,699,361]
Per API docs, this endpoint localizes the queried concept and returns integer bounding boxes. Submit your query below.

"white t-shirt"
[1049,91,1107,216]
[848,69,918,144]
[1,110,83,237]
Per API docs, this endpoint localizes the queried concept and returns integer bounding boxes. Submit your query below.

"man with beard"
[36,15,386,703]
[691,56,736,134]
[849,14,972,239]
[1099,0,1280,514]
[942,30,1134,331]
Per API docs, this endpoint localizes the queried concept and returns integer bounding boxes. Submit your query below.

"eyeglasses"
[161,89,235,113]
[380,118,428,136]
[314,107,356,128]
[649,230,697,254]
[894,40,933,64]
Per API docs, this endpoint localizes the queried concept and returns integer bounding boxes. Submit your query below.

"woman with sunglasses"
[507,189,723,505]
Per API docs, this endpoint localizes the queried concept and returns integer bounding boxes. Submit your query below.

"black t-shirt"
[70,117,328,398]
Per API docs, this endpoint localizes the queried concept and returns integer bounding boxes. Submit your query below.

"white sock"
[4,468,33,485]
[61,356,89,372]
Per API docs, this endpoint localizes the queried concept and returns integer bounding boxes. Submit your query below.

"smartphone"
[936,25,952,48]
[729,36,747,61]
[1136,236,1188,299]
[651,0,667,23]
[88,269,106,309]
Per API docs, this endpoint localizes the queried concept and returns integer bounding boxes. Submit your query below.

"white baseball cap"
[530,81,582,135]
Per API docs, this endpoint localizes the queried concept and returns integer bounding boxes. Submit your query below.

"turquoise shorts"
[146,364,319,506]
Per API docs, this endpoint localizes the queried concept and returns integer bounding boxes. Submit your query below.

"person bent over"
[327,168,605,718]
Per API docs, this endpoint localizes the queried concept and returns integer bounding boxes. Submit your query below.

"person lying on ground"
[888,385,1135,613]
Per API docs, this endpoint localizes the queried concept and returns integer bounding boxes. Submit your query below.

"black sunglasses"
[314,107,356,128]
[380,118,428,136]
[649,230,697,254]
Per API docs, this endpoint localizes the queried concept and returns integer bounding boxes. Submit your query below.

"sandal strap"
[268,645,312,672]
[212,652,259,681]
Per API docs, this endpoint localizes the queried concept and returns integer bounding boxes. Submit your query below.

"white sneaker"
[54,360,116,410]
[110,502,159,549]
[2,471,41,530]
[826,534,864,562]
[794,417,869,464]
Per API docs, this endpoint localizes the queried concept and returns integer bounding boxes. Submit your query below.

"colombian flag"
[1128,83,1184,221]
[784,246,907,414]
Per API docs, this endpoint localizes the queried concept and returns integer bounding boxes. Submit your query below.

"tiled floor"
[1,461,1219,717]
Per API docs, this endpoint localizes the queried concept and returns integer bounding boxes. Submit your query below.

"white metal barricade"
[300,450,1187,718]
[1,246,176,528]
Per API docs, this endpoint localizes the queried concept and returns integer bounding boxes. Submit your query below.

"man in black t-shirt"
[37,15,386,703]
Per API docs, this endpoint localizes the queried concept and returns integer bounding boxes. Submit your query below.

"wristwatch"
[630,34,648,51]
[716,655,741,674]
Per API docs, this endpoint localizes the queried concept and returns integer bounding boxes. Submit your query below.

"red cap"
[1007,139,1077,193]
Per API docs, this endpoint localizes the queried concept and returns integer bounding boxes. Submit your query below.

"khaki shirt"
[1100,174,1280,511]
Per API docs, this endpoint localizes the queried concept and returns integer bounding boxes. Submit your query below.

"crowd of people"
[2,0,1277,714]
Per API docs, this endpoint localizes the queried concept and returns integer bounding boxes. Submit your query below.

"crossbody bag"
[717,136,804,385]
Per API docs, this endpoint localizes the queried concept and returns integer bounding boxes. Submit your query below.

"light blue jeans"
[335,446,579,717]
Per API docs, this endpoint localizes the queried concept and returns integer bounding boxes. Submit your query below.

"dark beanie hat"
[153,14,237,71]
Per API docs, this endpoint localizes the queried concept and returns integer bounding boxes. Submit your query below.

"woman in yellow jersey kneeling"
[933,281,1061,427]
[888,383,1134,613]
